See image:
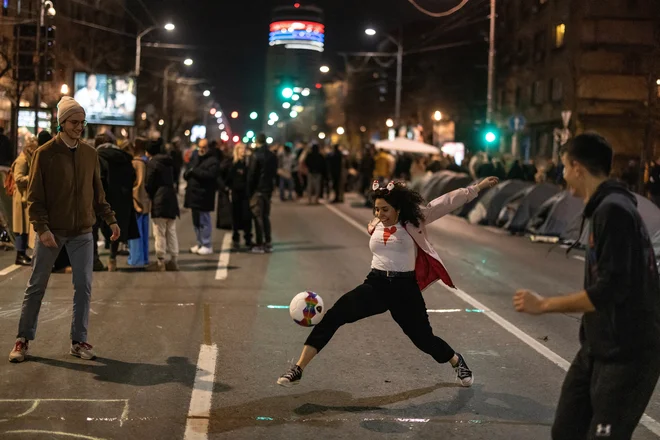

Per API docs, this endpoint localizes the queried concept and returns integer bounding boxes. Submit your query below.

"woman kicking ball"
[277,176,499,387]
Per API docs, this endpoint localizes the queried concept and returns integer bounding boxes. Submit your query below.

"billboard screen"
[18,109,53,134]
[269,21,324,52]
[73,72,136,126]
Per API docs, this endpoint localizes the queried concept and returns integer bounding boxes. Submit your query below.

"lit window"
[555,23,566,48]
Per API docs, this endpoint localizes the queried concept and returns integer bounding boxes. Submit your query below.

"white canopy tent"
[375,138,440,155]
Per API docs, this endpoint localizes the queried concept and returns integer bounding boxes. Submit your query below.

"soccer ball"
[289,291,325,327]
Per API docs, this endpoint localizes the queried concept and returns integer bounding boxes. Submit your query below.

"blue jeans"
[14,232,27,253]
[192,210,212,248]
[279,177,294,200]
[18,233,94,342]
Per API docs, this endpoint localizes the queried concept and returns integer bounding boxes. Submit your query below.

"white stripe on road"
[215,234,233,280]
[184,343,218,440]
[572,255,585,261]
[324,202,660,437]
[0,265,21,276]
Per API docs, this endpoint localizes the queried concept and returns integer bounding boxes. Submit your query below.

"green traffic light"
[249,112,258,120]
[485,131,496,143]
[246,130,255,138]
[281,87,294,99]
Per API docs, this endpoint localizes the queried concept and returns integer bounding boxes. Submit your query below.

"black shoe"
[231,241,241,251]
[264,243,273,253]
[453,353,474,387]
[15,254,31,266]
[93,259,106,272]
[277,365,303,387]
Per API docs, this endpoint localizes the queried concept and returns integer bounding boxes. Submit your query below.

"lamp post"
[163,58,192,141]
[366,28,403,127]
[135,23,175,76]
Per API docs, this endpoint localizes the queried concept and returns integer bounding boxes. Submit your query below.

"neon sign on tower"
[269,20,325,52]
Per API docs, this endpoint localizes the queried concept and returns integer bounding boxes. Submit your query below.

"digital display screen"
[73,72,137,126]
[269,21,324,52]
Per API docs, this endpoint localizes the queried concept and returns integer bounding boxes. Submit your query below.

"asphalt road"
[0,193,658,440]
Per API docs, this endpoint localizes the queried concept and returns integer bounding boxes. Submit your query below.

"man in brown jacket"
[9,96,120,363]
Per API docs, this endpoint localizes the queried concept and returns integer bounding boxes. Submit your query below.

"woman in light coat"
[12,137,38,265]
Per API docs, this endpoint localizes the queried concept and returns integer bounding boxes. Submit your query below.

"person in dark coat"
[184,139,219,254]
[247,134,278,253]
[506,159,525,180]
[304,144,326,205]
[96,133,139,271]
[226,143,252,250]
[145,140,180,271]
[327,144,347,203]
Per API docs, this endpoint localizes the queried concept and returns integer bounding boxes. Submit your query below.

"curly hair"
[373,181,426,228]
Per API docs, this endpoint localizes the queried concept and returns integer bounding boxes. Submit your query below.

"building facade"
[495,0,659,166]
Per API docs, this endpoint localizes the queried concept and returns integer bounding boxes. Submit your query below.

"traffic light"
[14,24,37,81]
[281,87,293,99]
[482,125,500,148]
[40,25,55,81]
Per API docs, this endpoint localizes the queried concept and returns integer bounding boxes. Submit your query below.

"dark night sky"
[131,0,474,129]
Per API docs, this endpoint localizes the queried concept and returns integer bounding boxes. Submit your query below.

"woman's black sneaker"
[453,353,474,387]
[277,365,303,387]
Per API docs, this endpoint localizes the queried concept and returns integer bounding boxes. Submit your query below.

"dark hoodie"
[146,153,180,219]
[578,180,660,360]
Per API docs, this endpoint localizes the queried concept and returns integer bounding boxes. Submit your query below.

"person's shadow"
[29,356,231,391]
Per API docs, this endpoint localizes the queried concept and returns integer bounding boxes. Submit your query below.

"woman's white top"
[369,222,416,272]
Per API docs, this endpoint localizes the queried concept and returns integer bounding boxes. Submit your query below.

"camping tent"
[455,179,490,217]
[420,171,471,201]
[375,138,440,155]
[467,179,532,225]
[498,183,561,233]
[561,194,660,249]
[526,191,584,237]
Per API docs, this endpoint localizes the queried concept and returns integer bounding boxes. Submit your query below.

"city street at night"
[0,198,659,439]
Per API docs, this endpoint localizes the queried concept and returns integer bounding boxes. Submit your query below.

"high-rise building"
[264,3,325,142]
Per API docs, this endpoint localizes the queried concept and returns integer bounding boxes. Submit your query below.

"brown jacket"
[28,134,117,236]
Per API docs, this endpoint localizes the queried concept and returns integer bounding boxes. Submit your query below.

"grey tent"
[467,179,532,225]
[420,171,458,201]
[439,172,472,196]
[455,179,489,217]
[526,191,584,237]
[498,183,561,233]
[561,194,660,248]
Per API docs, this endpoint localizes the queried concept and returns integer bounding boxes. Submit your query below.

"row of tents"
[411,171,660,271]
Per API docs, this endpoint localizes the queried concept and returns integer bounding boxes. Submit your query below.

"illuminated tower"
[264,3,324,142]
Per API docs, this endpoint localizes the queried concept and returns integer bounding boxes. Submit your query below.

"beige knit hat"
[57,96,86,125]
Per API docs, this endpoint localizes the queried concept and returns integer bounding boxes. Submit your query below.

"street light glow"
[485,132,497,143]
[292,94,300,101]
[433,111,443,121]
[250,112,258,120]
[337,126,345,135]
[219,124,225,130]
[360,126,367,133]
[158,119,164,126]
[365,28,376,36]
[266,137,274,144]
[203,90,211,97]
[246,130,255,138]
[164,23,175,31]
[269,112,279,121]
[232,135,240,143]
[268,120,275,126]
[231,111,239,119]
[320,65,330,73]
[386,118,394,127]
[184,58,193,66]
[210,108,216,115]
[281,87,294,99]
[282,102,291,109]
[141,112,147,121]
[290,111,298,118]
[60,84,69,95]
[301,88,310,97]
[319,132,326,139]
[185,130,191,136]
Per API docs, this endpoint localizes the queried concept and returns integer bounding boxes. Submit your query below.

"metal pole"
[135,34,142,76]
[486,0,496,123]
[34,0,44,133]
[395,39,403,128]
[162,64,174,142]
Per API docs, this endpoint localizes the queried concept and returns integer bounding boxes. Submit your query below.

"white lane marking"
[572,255,585,261]
[215,234,233,280]
[0,264,22,276]
[184,344,218,440]
[324,202,660,437]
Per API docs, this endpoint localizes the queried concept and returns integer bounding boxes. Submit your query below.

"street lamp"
[44,0,55,16]
[210,108,216,115]
[163,59,193,142]
[301,88,310,97]
[60,84,69,95]
[292,94,300,101]
[184,58,193,66]
[158,119,164,126]
[386,118,394,128]
[231,111,239,119]
[282,102,291,109]
[320,65,330,73]
[337,126,345,135]
[203,90,211,97]
[269,112,279,121]
[318,132,326,139]
[290,111,298,118]
[250,111,258,120]
[433,111,443,121]
[366,27,403,127]
[268,120,275,126]
[135,23,175,76]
